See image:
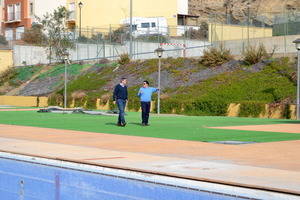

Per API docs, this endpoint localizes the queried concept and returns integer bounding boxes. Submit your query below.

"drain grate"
[209,141,257,145]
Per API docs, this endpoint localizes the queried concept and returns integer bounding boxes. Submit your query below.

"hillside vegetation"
[0,47,297,117]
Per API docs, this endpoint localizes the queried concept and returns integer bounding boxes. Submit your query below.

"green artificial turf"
[0,111,299,143]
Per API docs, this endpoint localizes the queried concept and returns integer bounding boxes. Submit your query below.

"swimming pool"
[0,152,297,200]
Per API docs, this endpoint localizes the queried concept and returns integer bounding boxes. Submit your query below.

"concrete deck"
[0,124,299,196]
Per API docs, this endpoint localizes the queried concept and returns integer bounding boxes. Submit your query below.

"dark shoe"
[145,123,150,126]
[121,122,127,127]
[117,123,122,126]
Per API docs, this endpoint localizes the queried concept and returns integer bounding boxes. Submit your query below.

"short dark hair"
[143,80,149,85]
[120,77,127,82]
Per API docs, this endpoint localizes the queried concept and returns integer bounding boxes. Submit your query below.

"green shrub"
[99,94,110,106]
[47,93,63,106]
[85,96,97,109]
[158,98,228,116]
[243,44,269,65]
[77,35,90,43]
[64,94,73,108]
[184,22,208,40]
[22,24,46,45]
[127,86,141,111]
[160,99,182,114]
[184,100,229,116]
[118,53,130,65]
[91,33,103,42]
[239,101,265,117]
[127,98,140,111]
[200,46,233,68]
[108,98,117,110]
[282,103,291,119]
[74,97,85,107]
[0,67,18,86]
[105,26,129,44]
[0,35,8,45]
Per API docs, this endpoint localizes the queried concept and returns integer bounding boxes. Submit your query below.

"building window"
[131,25,137,31]
[141,23,150,28]
[7,4,14,21]
[15,3,21,20]
[5,29,13,41]
[151,22,156,27]
[16,26,25,40]
[7,3,21,21]
[177,15,186,26]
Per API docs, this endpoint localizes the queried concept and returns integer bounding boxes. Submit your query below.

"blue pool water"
[0,156,248,200]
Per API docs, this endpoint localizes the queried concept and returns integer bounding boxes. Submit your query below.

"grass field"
[0,111,300,143]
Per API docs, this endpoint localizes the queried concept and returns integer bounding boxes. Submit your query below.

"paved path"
[0,124,299,195]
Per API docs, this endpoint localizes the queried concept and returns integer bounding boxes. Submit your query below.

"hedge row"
[156,99,229,116]
[48,95,293,119]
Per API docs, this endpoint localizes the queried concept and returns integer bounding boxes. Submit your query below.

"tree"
[105,25,130,44]
[0,35,8,45]
[184,22,208,40]
[22,24,46,45]
[37,6,74,62]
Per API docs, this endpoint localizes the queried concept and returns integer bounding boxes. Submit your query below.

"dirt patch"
[209,124,300,134]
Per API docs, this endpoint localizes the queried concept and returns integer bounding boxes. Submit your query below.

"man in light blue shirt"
[137,80,159,126]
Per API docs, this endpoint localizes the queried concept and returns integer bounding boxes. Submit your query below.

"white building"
[30,0,66,23]
[121,17,168,37]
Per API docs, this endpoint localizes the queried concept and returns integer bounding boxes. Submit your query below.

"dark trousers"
[116,99,126,124]
[141,101,151,124]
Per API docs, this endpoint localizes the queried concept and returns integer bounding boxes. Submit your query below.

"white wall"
[32,0,66,22]
[13,39,209,66]
[177,0,188,15]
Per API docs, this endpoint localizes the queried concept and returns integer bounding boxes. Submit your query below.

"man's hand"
[113,101,116,105]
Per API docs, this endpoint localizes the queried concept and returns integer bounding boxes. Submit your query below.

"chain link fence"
[12,24,211,65]
[207,10,300,56]
[2,9,300,66]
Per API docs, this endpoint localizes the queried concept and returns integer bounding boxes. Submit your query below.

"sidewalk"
[0,124,299,196]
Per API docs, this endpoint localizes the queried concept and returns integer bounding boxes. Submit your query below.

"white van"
[121,17,168,37]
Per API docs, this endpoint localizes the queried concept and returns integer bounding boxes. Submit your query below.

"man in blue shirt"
[137,80,159,126]
[113,78,128,127]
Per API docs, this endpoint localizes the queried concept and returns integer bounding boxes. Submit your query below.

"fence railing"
[3,10,300,65]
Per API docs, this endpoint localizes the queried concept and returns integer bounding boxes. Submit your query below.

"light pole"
[78,1,83,38]
[129,0,133,58]
[154,47,164,114]
[293,38,300,120]
[63,52,70,110]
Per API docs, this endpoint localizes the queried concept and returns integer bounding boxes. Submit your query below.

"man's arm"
[113,85,118,101]
[125,86,128,101]
[152,87,159,93]
[137,88,142,97]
